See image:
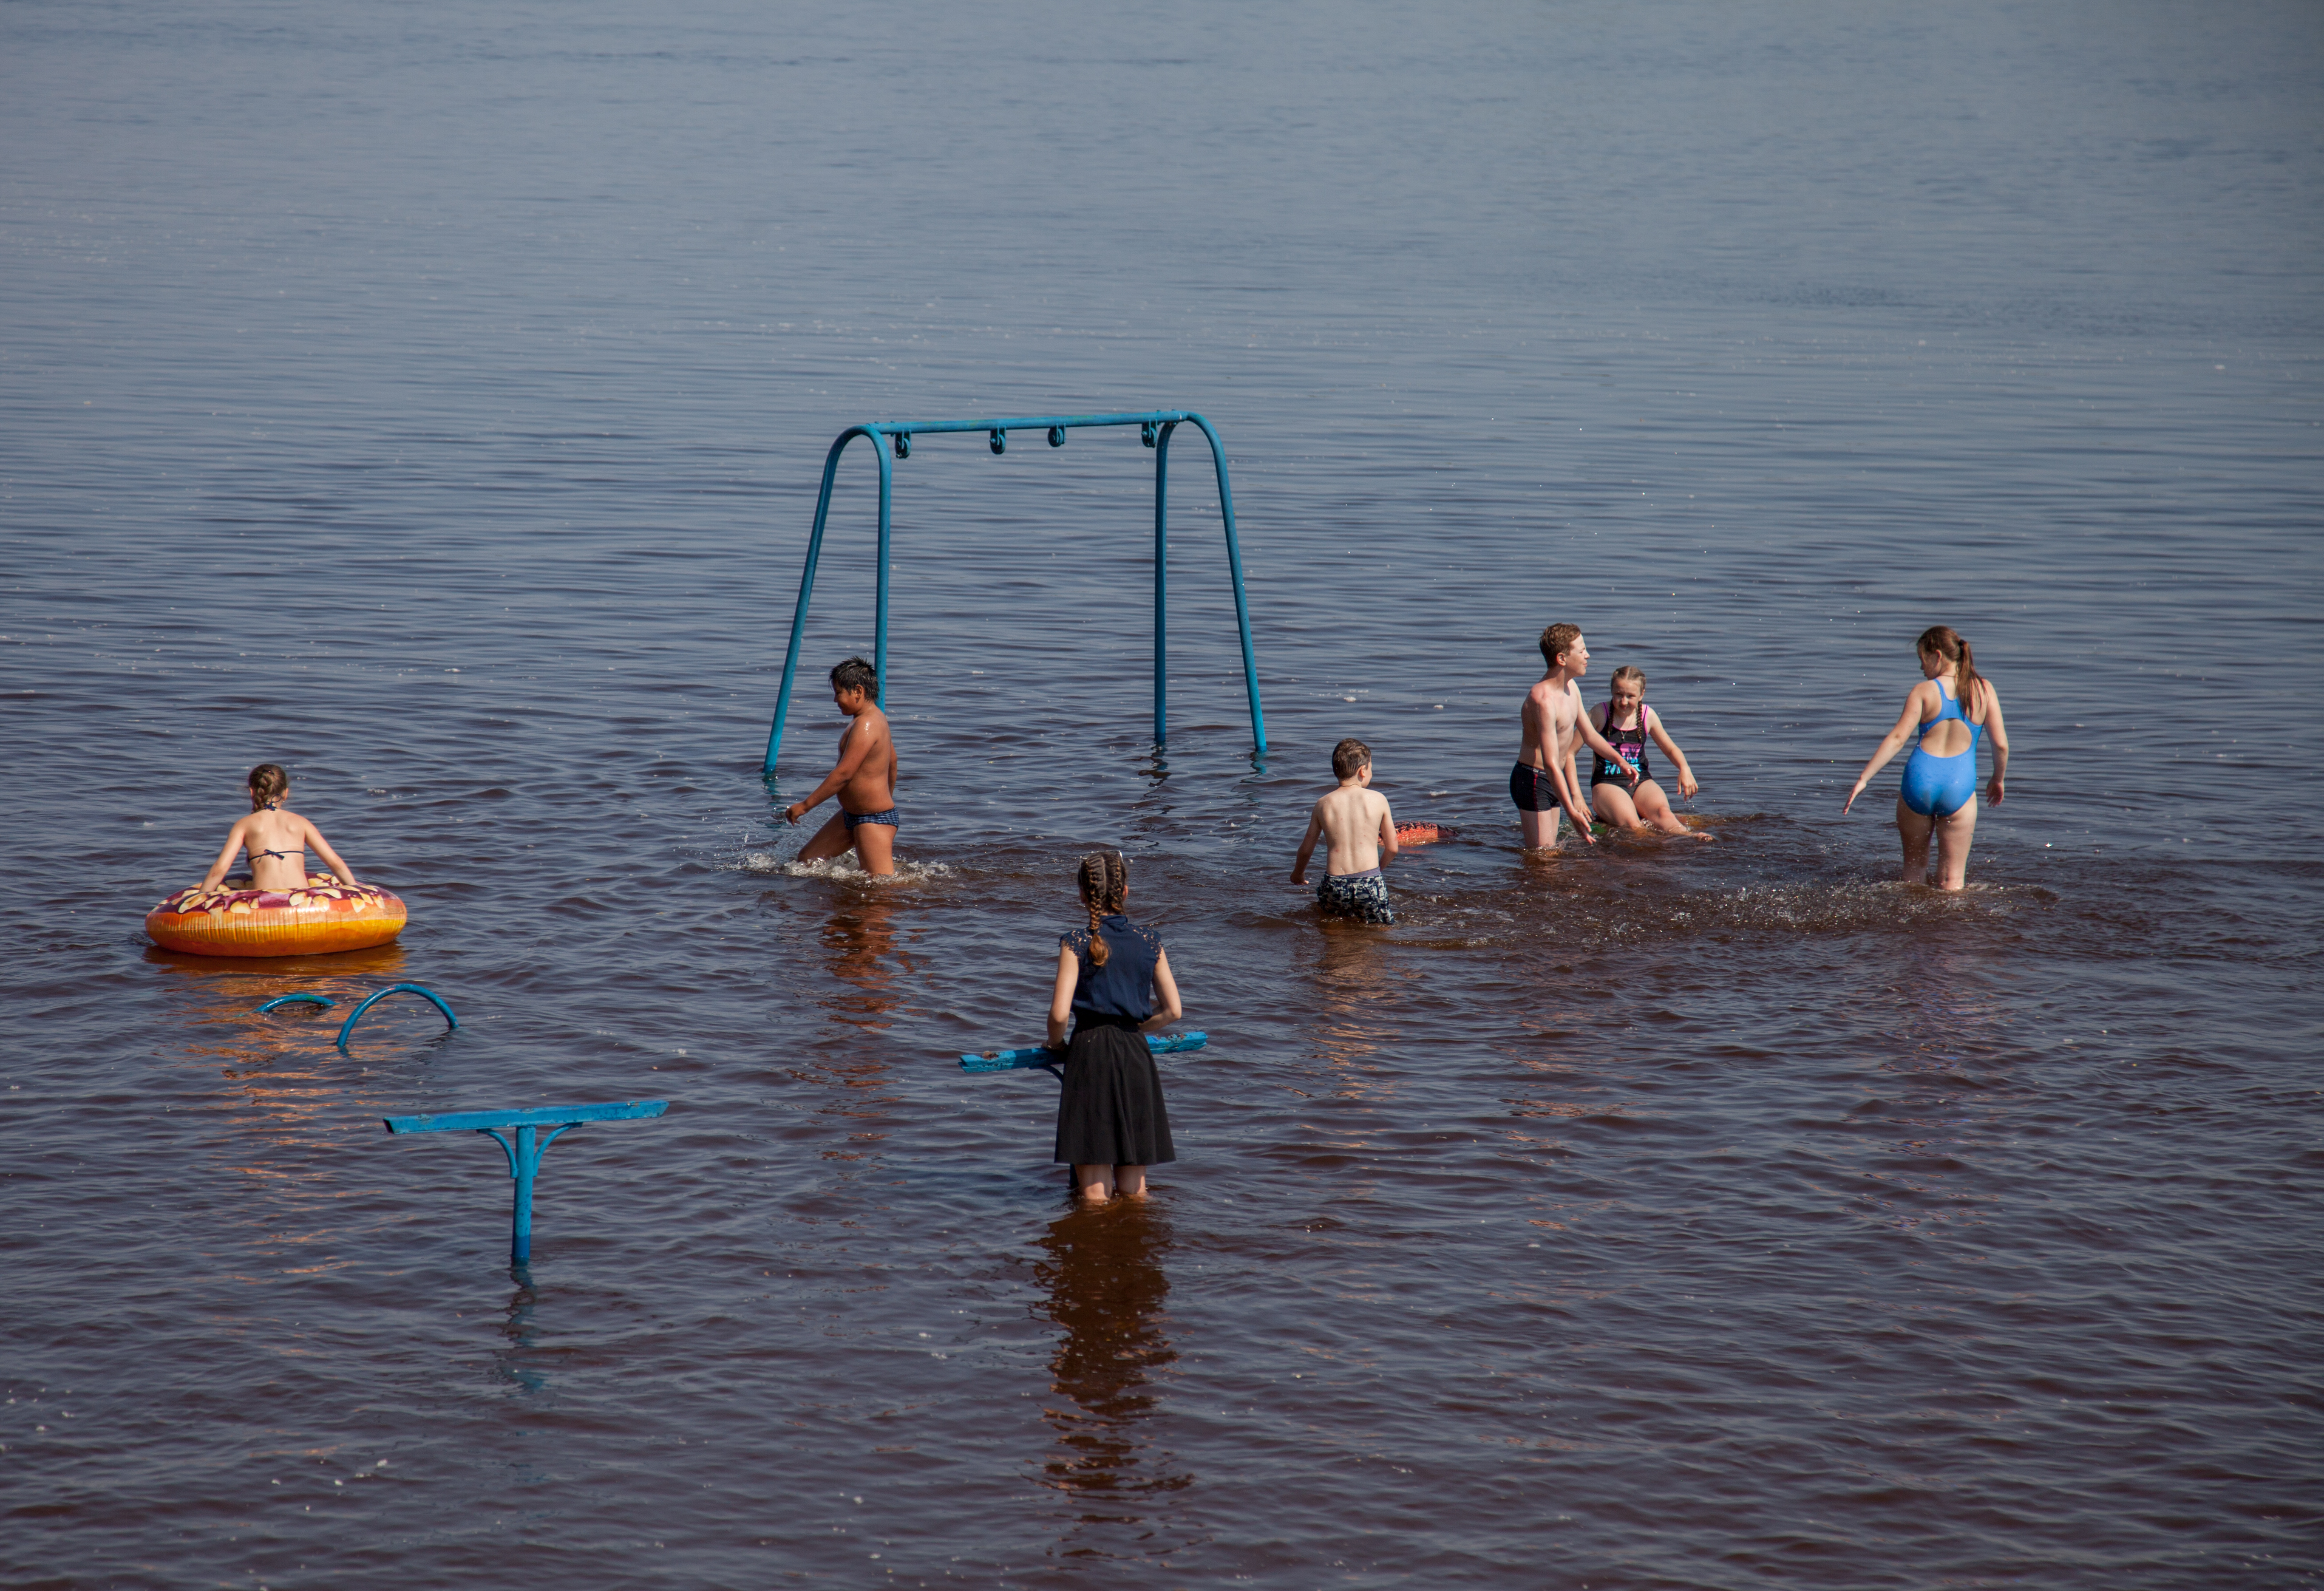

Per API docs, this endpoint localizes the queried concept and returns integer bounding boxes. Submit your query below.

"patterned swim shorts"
[1316,870,1396,925]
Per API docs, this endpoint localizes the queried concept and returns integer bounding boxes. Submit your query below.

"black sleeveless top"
[1060,914,1164,1023]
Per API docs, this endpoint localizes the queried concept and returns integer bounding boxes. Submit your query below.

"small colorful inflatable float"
[145,872,407,957]
[1395,821,1454,844]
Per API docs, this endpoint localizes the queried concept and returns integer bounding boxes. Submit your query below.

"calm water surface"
[3,3,2320,1586]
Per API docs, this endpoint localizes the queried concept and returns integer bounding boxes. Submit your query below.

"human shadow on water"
[1032,1201,1193,1561]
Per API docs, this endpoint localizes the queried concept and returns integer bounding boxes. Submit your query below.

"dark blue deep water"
[4,3,2320,1586]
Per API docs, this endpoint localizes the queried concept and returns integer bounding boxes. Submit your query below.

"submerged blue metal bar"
[763,410,1264,773]
[336,983,457,1051]
[257,992,337,1013]
[960,1031,1208,1074]
[383,1099,668,1264]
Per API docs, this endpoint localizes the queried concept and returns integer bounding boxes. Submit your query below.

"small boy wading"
[785,657,900,876]
[1291,738,1400,924]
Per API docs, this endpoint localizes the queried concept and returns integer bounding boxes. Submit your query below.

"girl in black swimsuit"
[1588,668,1710,839]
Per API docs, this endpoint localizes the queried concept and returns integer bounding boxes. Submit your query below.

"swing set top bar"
[763,408,1265,772]
[852,409,1195,436]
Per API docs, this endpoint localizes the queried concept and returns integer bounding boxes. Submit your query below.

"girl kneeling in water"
[201,763,362,892]
[1842,626,2011,891]
[1589,667,1709,838]
[1046,850,1182,1204]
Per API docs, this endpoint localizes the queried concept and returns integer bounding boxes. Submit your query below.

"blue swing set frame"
[761,410,1266,771]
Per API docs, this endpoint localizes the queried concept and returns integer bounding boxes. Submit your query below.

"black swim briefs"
[1508,762,1562,814]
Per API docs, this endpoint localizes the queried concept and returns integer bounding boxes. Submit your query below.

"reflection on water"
[1032,1202,1191,1560]
[1853,923,2025,1080]
[809,892,911,1157]
[817,889,911,1038]
[144,939,408,985]
[494,1267,547,1395]
[1309,926,1400,1087]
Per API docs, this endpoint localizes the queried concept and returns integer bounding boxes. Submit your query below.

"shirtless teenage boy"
[784,656,900,876]
[1512,623,1635,850]
[1290,737,1400,923]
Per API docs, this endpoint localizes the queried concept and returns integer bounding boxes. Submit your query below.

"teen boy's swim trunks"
[1509,762,1561,812]
[1508,762,1567,842]
[1316,868,1396,925]
[845,808,900,829]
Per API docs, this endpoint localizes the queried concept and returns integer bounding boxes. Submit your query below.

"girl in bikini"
[1589,666,1709,838]
[201,763,362,893]
[1842,626,2011,891]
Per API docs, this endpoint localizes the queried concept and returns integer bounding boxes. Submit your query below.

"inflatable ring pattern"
[146,872,407,957]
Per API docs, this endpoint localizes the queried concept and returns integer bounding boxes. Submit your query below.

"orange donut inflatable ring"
[145,872,407,957]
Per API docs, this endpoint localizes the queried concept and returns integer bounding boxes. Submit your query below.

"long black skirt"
[1053,1021,1176,1166]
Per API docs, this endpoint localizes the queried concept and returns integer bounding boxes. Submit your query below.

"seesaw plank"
[960,1032,1207,1073]
[383,1099,669,1134]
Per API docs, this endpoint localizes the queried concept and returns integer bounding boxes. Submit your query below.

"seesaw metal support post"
[763,410,1265,773]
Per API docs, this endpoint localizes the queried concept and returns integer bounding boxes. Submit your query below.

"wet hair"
[1916,626,1983,714]
[1332,738,1372,780]
[1605,666,1646,729]
[248,763,289,807]
[1076,850,1128,967]
[830,656,878,698]
[1539,622,1581,668]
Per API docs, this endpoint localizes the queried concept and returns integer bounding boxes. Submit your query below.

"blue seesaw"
[382,1100,668,1264]
[961,1033,1207,1074]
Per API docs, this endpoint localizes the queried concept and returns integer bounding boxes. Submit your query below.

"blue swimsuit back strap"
[1919,679,1980,743]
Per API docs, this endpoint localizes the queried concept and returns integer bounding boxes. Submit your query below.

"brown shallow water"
[3,1,2321,1586]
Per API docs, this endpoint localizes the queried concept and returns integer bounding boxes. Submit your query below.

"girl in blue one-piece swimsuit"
[1843,626,2012,891]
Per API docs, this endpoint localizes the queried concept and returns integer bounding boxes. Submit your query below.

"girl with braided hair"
[1044,849,1183,1203]
[200,763,362,894]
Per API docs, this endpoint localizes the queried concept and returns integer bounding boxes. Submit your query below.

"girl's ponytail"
[1915,626,1984,714]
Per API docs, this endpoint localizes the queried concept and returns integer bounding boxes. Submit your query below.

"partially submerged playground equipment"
[383,1098,670,1265]
[762,410,1266,771]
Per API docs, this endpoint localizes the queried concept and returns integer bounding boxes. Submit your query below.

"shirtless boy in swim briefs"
[1512,623,1635,850]
[1290,737,1400,923]
[784,656,900,876]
